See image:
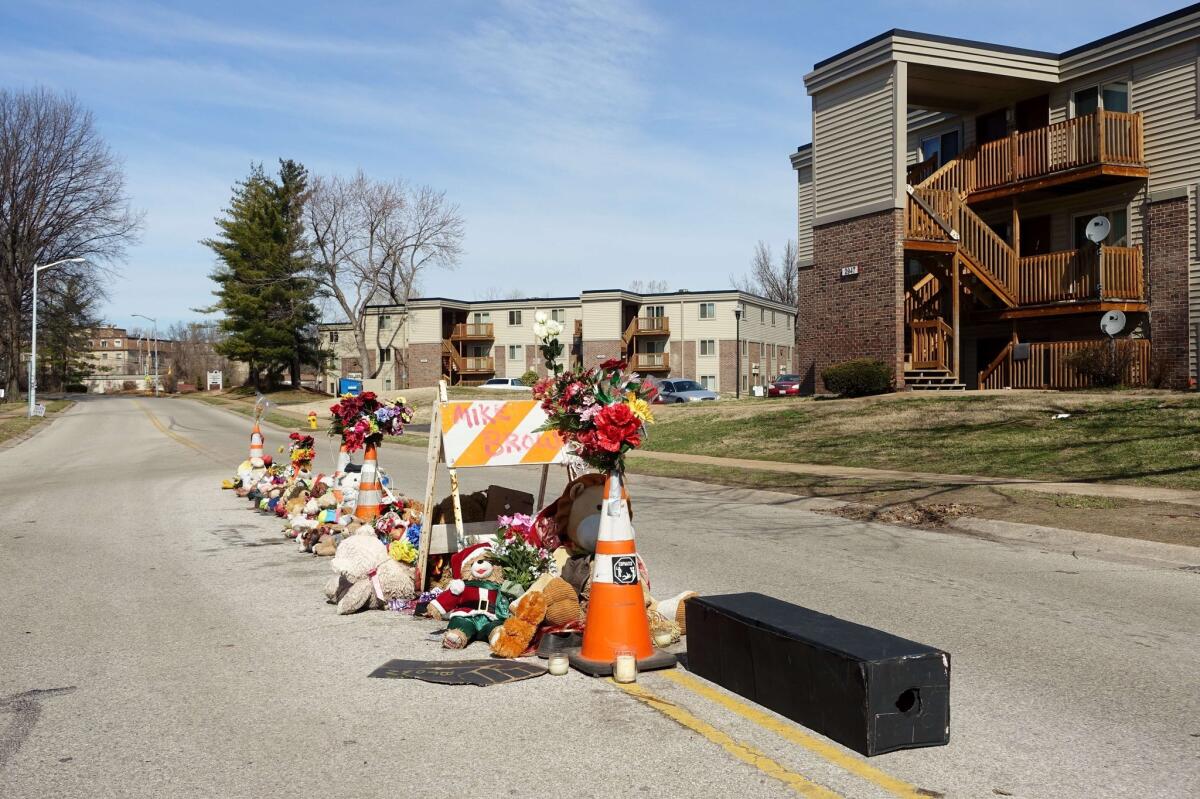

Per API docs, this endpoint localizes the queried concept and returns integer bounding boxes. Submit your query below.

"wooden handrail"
[978,341,1014,390]
[451,322,494,339]
[909,319,952,371]
[1017,245,1144,305]
[977,338,1150,389]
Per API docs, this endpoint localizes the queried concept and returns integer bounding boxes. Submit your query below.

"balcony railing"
[910,319,952,371]
[1017,245,1144,305]
[450,322,494,340]
[632,351,670,371]
[916,110,1145,198]
[623,316,670,343]
[459,356,495,373]
[979,338,1149,390]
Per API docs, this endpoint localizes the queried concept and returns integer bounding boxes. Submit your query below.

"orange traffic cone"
[569,472,675,677]
[334,442,351,475]
[249,421,265,461]
[353,442,383,523]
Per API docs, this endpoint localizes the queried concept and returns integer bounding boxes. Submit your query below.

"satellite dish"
[1100,310,1126,337]
[1085,216,1112,244]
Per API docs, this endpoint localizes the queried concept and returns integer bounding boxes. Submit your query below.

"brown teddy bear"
[490,591,548,658]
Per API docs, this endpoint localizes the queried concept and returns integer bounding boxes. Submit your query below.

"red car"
[767,374,803,397]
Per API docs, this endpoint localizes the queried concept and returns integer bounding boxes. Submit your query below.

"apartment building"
[792,4,1200,391]
[318,289,797,394]
[83,326,172,392]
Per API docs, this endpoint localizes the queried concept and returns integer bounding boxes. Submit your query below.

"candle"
[653,631,674,648]
[548,655,569,676]
[613,653,637,684]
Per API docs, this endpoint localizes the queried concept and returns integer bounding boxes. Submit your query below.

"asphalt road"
[1,396,1197,799]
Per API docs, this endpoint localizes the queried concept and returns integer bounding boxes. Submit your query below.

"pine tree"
[203,160,321,389]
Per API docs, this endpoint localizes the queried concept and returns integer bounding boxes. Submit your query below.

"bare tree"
[0,88,142,401]
[628,279,670,293]
[306,171,464,380]
[166,321,236,388]
[476,286,527,300]
[731,240,797,307]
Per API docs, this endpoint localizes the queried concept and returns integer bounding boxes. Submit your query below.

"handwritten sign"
[439,400,566,468]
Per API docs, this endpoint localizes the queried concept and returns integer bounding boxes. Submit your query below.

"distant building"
[318,289,798,393]
[83,326,174,393]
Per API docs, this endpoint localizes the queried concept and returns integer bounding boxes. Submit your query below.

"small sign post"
[206,370,223,391]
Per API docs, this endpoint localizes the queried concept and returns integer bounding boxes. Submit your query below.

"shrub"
[164,372,179,393]
[821,359,893,397]
[121,380,138,392]
[519,369,539,386]
[1064,341,1135,388]
[64,383,87,393]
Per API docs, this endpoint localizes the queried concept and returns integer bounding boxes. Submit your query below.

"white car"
[479,377,530,391]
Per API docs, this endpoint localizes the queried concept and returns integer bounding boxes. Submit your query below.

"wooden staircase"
[905,368,965,392]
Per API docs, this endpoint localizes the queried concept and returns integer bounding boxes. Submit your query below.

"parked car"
[479,377,530,391]
[654,378,719,404]
[767,374,803,397]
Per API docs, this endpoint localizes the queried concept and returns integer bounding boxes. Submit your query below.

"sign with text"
[840,265,860,278]
[206,370,223,390]
[439,400,567,468]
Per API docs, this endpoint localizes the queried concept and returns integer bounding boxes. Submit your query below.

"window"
[699,302,715,319]
[101,353,108,359]
[741,339,748,355]
[551,308,565,323]
[699,339,716,356]
[742,375,748,392]
[473,311,491,324]
[379,348,392,362]
[759,307,765,323]
[379,315,390,329]
[700,375,716,390]
[770,311,776,327]
[645,305,664,318]
[113,339,122,348]
[508,345,521,360]
[919,130,961,167]
[1074,209,1128,248]
[1073,83,1128,117]
[329,331,339,343]
[101,340,108,348]
[508,310,522,326]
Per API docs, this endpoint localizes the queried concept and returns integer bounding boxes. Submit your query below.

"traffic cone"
[569,472,675,677]
[353,442,383,523]
[249,421,264,461]
[334,442,351,476]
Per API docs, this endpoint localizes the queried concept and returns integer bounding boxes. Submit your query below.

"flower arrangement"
[532,357,657,474]
[488,513,553,590]
[532,311,566,376]
[387,523,422,565]
[328,391,415,451]
[288,432,315,466]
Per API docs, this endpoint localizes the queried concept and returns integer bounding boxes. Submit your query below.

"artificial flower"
[625,391,654,423]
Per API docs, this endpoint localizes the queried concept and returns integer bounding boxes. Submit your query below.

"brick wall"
[1145,197,1191,388]
[719,339,739,394]
[798,208,904,393]
[408,342,443,388]
[582,339,623,368]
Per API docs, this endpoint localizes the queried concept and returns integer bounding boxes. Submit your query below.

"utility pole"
[133,314,158,396]
[28,258,86,416]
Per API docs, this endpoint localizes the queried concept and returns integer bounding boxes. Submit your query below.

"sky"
[0,0,1186,331]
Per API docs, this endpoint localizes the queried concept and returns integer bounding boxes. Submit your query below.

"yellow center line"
[660,670,928,799]
[135,401,225,464]
[612,679,844,799]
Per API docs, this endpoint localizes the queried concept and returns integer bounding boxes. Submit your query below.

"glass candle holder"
[613,652,637,684]
[548,654,569,676]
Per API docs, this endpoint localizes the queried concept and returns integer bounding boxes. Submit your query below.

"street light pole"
[134,314,158,396]
[734,304,743,400]
[28,257,86,417]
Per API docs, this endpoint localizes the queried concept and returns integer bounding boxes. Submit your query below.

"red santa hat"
[447,542,493,595]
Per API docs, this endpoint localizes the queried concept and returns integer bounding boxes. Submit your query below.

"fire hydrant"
[307,411,318,430]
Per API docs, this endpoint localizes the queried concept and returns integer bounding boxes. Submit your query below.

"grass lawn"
[224,386,329,405]
[643,392,1200,490]
[0,400,74,445]
[193,394,309,430]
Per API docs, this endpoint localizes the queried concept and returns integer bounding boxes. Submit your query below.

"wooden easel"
[415,381,564,590]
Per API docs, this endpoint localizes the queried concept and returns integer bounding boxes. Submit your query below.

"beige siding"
[581,298,623,340]
[796,164,814,265]
[1134,44,1200,194]
[905,111,962,166]
[812,64,897,222]
[406,307,443,345]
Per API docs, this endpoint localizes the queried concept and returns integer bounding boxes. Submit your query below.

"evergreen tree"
[38,272,102,391]
[202,160,321,389]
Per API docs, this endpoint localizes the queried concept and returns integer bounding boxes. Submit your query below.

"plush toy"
[490,591,547,658]
[427,543,510,649]
[324,527,416,614]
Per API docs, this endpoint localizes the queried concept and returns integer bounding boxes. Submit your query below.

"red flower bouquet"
[328,391,415,452]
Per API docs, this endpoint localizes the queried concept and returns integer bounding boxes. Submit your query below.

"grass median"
[0,399,74,445]
[643,392,1200,490]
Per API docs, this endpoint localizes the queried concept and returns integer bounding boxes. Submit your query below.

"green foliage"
[202,159,323,389]
[37,271,102,391]
[821,359,893,397]
[519,369,539,386]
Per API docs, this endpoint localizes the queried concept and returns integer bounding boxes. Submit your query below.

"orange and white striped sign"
[439,400,566,468]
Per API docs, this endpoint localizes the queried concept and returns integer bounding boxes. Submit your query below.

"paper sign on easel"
[417,384,567,590]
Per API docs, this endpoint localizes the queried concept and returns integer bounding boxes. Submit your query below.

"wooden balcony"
[623,316,670,343]
[917,110,1147,202]
[979,338,1149,390]
[574,318,583,337]
[450,322,494,340]
[1018,246,1144,306]
[632,352,670,371]
[459,356,495,373]
[910,319,952,371]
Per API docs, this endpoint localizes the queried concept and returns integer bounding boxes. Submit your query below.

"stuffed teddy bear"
[490,591,547,658]
[324,527,416,614]
[426,542,510,649]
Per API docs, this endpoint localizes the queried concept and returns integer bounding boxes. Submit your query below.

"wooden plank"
[904,240,958,253]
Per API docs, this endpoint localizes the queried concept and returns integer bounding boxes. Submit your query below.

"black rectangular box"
[685,592,950,756]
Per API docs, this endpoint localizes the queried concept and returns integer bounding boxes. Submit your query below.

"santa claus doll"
[427,542,511,649]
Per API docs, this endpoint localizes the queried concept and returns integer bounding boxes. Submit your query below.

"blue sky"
[1,0,1184,330]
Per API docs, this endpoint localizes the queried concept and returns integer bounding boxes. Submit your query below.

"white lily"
[534,310,548,324]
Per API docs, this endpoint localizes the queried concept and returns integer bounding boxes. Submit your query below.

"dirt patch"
[820,502,977,528]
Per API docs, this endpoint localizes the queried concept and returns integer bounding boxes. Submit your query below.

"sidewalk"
[629,450,1200,509]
